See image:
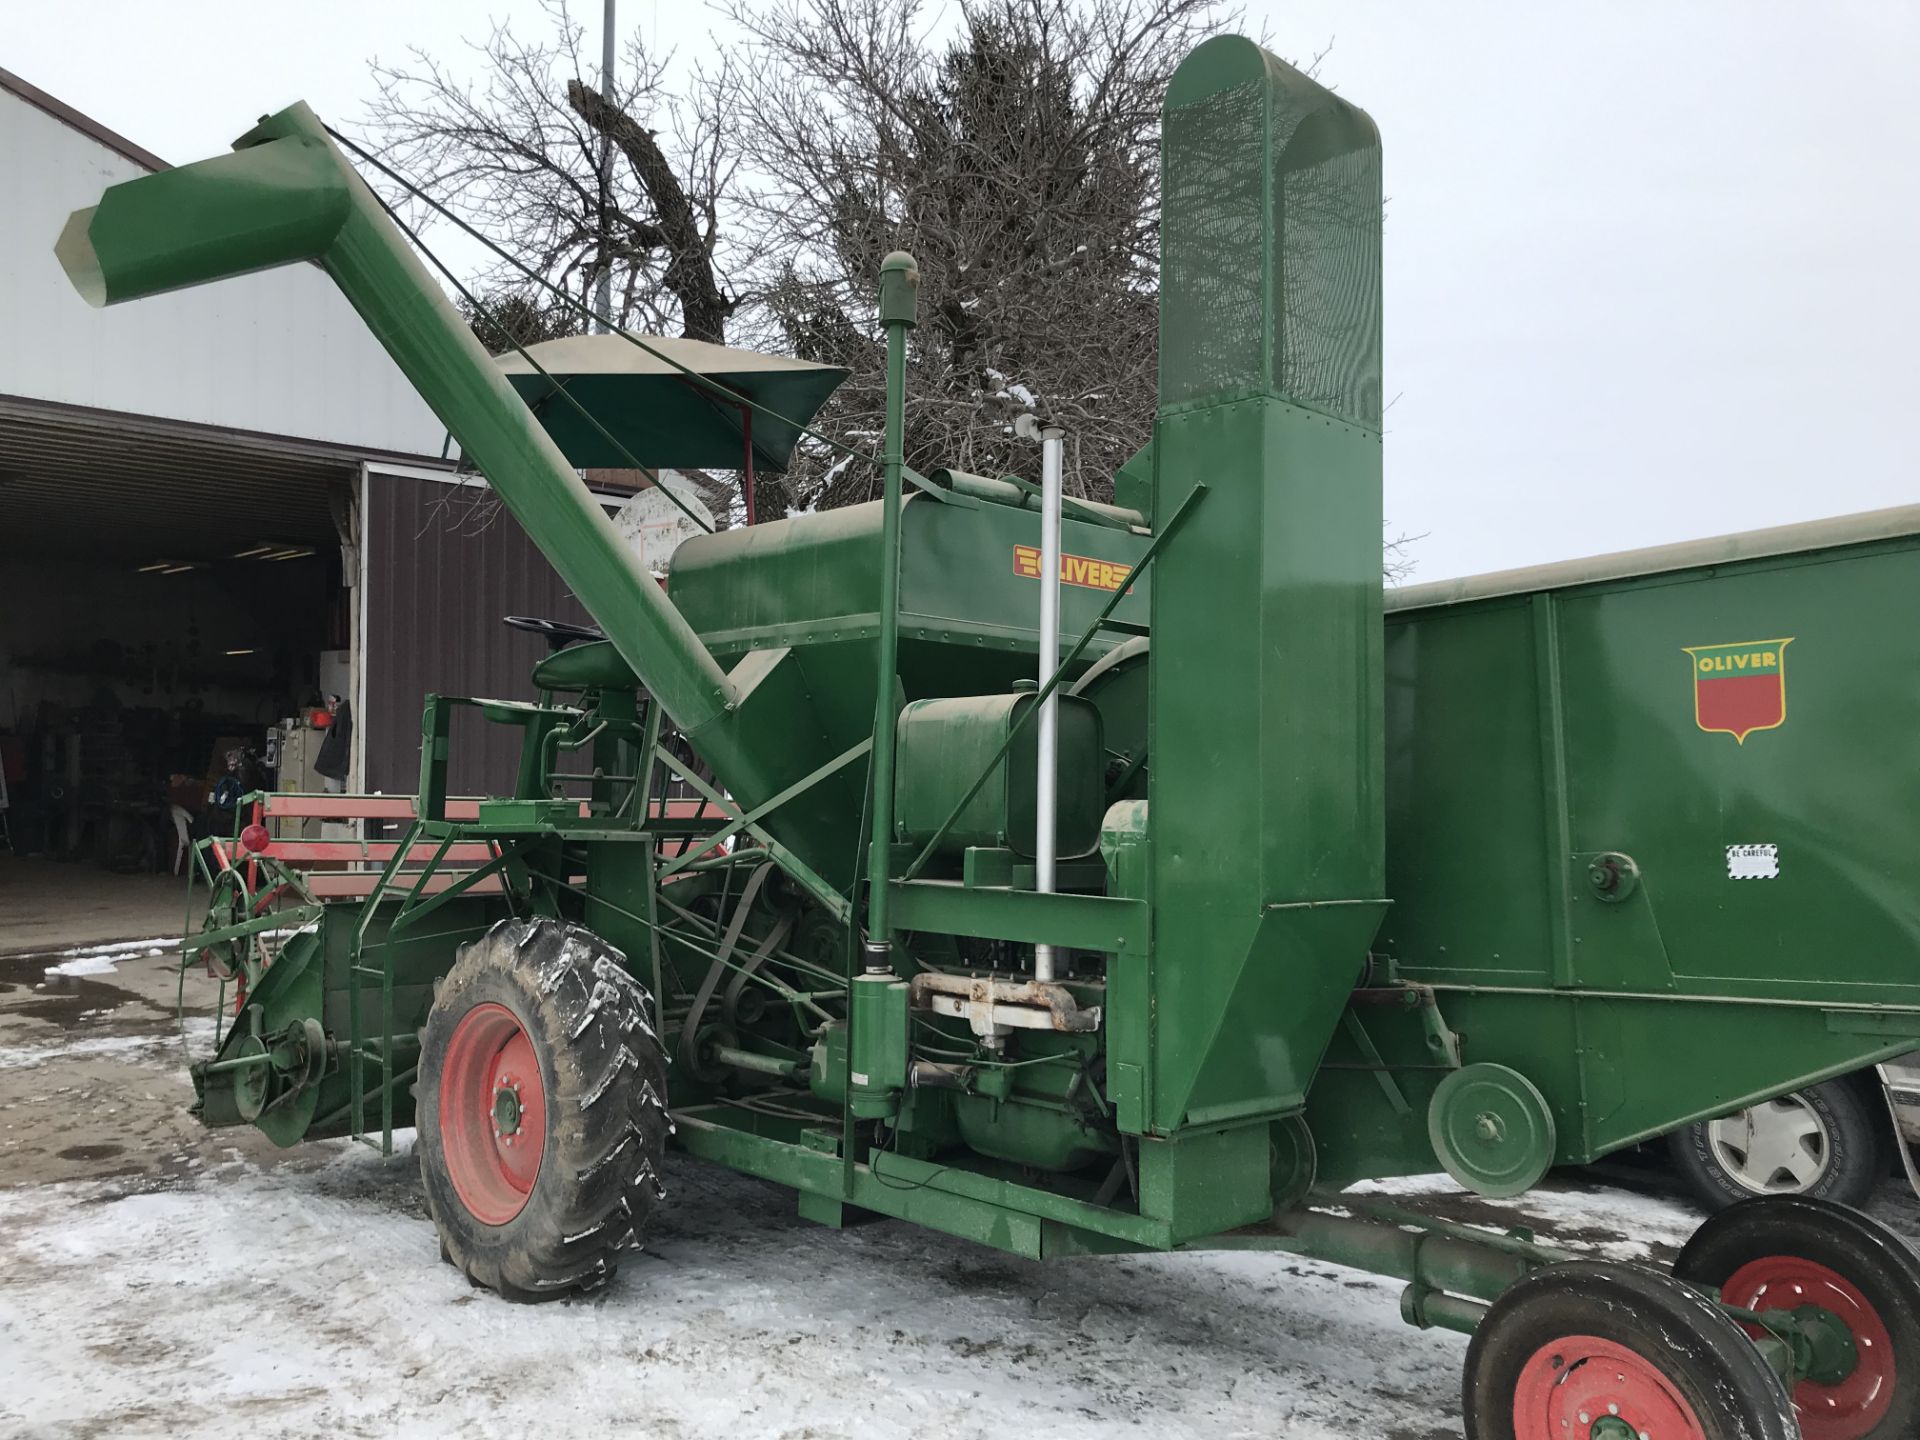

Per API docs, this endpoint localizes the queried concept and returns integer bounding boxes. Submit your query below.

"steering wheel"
[504,615,606,652]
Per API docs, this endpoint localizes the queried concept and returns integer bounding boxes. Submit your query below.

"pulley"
[1270,1114,1318,1209]
[1427,1062,1556,1198]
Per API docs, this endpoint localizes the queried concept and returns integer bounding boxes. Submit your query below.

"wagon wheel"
[417,917,670,1302]
[1674,1195,1920,1440]
[1463,1259,1797,1440]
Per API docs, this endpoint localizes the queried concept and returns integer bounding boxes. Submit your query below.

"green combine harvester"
[56,35,1920,1440]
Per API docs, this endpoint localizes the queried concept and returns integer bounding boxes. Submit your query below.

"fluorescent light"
[136,561,171,573]
[225,648,256,656]
[232,542,277,559]
[159,563,196,575]
[264,546,314,561]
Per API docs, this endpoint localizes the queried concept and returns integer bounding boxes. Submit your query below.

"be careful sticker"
[1727,844,1779,880]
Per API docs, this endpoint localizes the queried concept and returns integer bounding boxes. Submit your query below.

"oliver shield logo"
[1683,638,1793,744]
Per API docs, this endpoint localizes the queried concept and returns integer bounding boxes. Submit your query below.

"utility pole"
[593,0,616,333]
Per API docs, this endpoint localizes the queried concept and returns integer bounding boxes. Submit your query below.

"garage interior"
[0,395,361,950]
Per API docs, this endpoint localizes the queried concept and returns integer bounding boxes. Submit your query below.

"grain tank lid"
[1386,502,1920,614]
[930,470,1148,531]
[496,333,849,472]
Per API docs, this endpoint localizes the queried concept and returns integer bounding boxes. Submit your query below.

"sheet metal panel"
[0,396,364,559]
[361,470,594,798]
[1389,503,1920,614]
[0,86,443,458]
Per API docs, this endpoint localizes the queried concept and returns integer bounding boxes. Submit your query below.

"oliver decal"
[1012,544,1133,592]
[1682,638,1793,744]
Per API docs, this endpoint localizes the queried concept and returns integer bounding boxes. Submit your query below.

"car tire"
[1668,1075,1886,1213]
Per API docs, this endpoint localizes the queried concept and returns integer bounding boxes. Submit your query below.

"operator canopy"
[496,333,849,472]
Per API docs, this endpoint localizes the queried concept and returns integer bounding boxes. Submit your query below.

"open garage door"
[0,397,374,951]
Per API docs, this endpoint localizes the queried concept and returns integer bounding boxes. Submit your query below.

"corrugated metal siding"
[0,87,446,458]
[363,472,594,797]
[0,396,362,559]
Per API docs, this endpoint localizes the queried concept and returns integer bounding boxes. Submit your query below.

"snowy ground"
[3,940,1918,1439]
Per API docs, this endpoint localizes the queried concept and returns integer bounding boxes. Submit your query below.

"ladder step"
[350,964,388,978]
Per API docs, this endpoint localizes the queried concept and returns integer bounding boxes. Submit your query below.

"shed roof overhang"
[0,394,452,562]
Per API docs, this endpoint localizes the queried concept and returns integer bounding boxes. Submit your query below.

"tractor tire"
[1669,1076,1886,1213]
[1674,1195,1920,1440]
[418,917,669,1302]
[1463,1258,1796,1440]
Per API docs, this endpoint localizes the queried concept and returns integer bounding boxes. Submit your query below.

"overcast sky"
[8,1,1916,581]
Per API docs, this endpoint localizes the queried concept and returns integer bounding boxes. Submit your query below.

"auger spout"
[56,102,738,740]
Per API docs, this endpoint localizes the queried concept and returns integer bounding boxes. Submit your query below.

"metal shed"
[0,71,594,942]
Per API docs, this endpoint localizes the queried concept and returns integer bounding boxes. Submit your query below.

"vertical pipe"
[863,253,919,971]
[593,0,617,333]
[742,405,756,525]
[1033,425,1065,982]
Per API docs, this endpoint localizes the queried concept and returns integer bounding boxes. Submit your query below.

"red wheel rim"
[1513,1334,1708,1439]
[437,1002,546,1225]
[1722,1255,1895,1440]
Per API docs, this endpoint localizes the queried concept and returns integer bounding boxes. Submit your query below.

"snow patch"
[1346,1172,1459,1199]
[1347,1172,1703,1261]
[45,954,120,978]
[4,1145,1916,1436]
[22,933,181,976]
[0,1148,1469,1438]
[0,1018,217,1072]
[56,935,181,957]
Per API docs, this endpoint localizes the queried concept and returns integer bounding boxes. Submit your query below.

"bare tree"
[1383,528,1424,585]
[362,0,776,519]
[362,0,749,342]
[360,0,1423,571]
[722,0,1233,511]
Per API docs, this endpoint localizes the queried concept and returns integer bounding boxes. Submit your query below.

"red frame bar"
[303,872,509,899]
[257,841,497,864]
[255,794,714,822]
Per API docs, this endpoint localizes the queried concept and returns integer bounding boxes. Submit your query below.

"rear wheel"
[1674,1195,1920,1440]
[418,917,669,1301]
[1669,1078,1885,1212]
[1464,1259,1797,1440]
